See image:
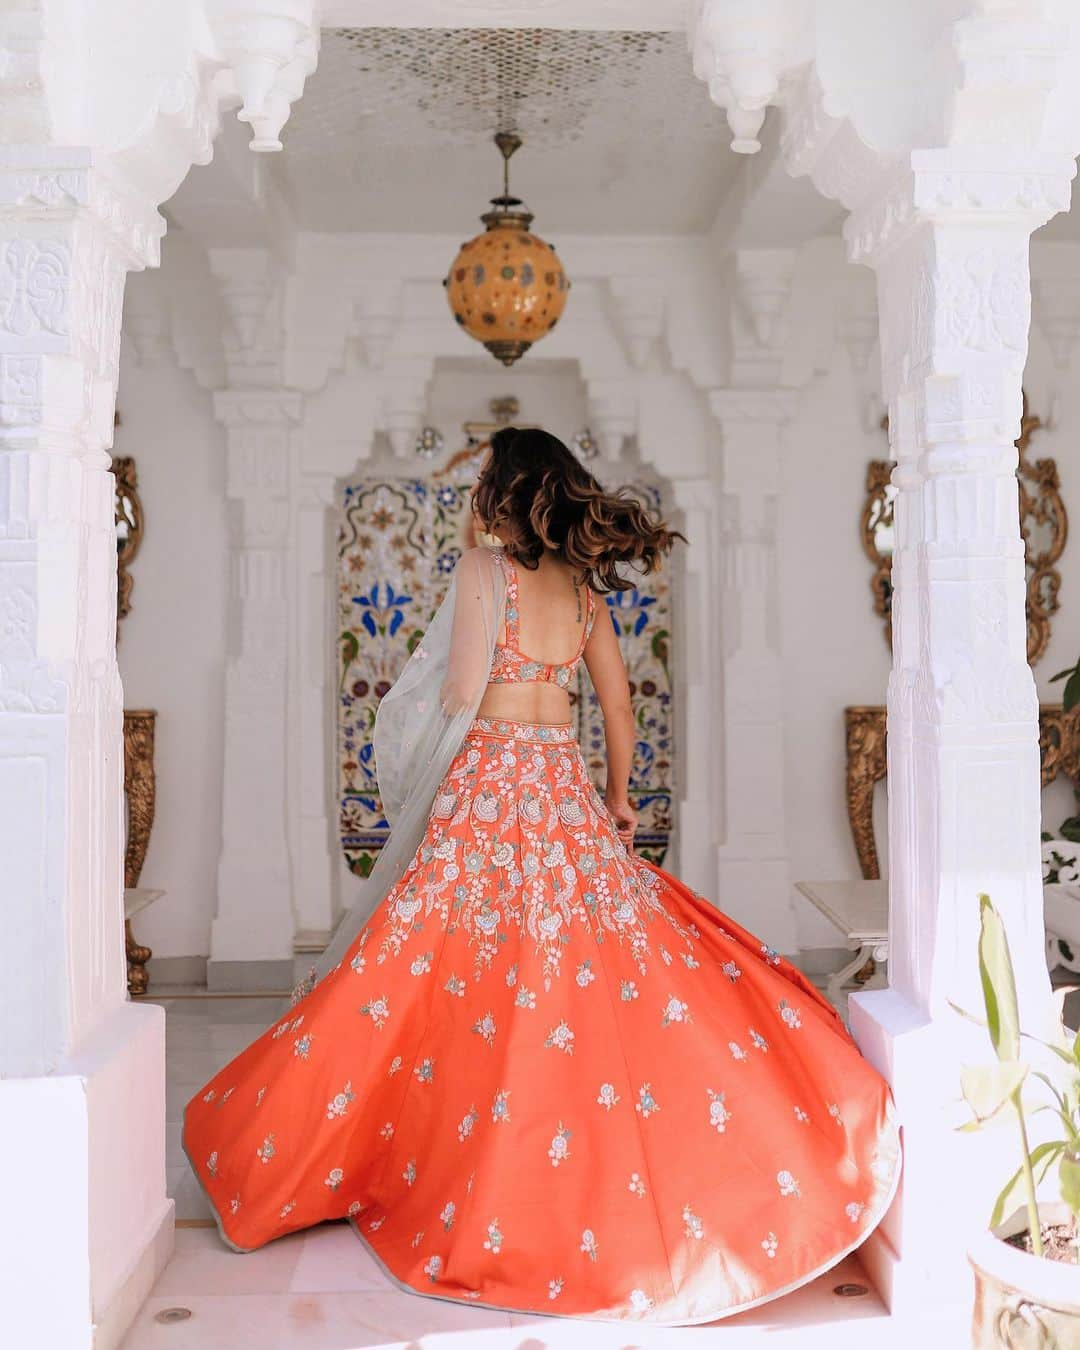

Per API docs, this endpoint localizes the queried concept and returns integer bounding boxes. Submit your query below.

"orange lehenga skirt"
[184,717,900,1325]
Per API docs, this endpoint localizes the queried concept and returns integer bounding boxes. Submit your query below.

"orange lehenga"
[185,564,900,1326]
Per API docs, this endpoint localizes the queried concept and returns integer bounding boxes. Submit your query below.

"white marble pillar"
[290,472,340,953]
[708,389,797,952]
[0,152,173,1350]
[848,156,1074,1314]
[706,251,798,952]
[209,388,301,985]
[669,475,721,898]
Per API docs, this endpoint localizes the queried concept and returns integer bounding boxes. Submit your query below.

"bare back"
[477,552,593,725]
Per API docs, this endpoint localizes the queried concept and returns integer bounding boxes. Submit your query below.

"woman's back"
[477,551,593,726]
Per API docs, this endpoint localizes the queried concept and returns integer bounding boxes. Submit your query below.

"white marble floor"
[121,991,948,1350]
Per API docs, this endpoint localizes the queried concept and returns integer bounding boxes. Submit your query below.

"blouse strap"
[500,552,520,646]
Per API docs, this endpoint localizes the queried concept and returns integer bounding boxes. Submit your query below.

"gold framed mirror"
[863,399,1068,663]
[114,454,144,634]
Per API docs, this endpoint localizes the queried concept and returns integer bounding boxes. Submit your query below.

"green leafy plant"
[1050,658,1080,716]
[955,895,1080,1259]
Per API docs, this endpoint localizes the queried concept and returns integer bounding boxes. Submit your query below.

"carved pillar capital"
[607,276,666,370]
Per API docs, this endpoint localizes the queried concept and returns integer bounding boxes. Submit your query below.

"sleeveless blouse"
[488,552,595,690]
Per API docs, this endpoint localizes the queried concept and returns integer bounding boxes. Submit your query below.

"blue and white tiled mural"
[337,451,675,875]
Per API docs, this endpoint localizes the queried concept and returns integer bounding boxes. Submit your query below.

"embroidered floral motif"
[778,1000,802,1030]
[324,1168,344,1190]
[473,1012,497,1047]
[729,1041,749,1062]
[458,1106,479,1142]
[326,1082,355,1120]
[293,1034,313,1060]
[828,1103,843,1125]
[492,1089,511,1123]
[682,1206,704,1240]
[628,1173,646,1198]
[360,997,390,1030]
[414,1057,435,1083]
[403,1160,417,1187]
[620,980,639,1001]
[761,943,782,966]
[846,1202,866,1224]
[514,986,537,1009]
[661,995,690,1026]
[255,1086,266,1108]
[548,1123,572,1167]
[575,960,596,988]
[750,1029,770,1053]
[423,1255,442,1283]
[706,1088,731,1133]
[636,1084,660,1118]
[597,1083,620,1111]
[545,1020,575,1054]
[388,1056,402,1075]
[350,951,367,975]
[548,1277,564,1300]
[483,1219,504,1254]
[279,1200,295,1219]
[410,951,433,976]
[206,1150,219,1177]
[630,1289,654,1313]
[347,1201,362,1217]
[256,1135,276,1165]
[580,1229,599,1262]
[794,1106,809,1124]
[379,1121,394,1140]
[762,1232,778,1259]
[444,974,466,997]
[440,1201,456,1231]
[777,1170,800,1197]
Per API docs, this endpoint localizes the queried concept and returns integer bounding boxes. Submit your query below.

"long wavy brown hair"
[471,427,683,592]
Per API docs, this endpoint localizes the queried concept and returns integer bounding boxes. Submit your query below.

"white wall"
[424,357,589,452]
[113,344,228,962]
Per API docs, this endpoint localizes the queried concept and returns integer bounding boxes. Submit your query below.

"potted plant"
[959,895,1079,1347]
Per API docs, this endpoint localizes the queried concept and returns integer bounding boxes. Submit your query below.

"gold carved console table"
[844,704,1080,881]
[123,708,157,996]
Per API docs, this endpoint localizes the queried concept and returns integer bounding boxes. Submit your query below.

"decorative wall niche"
[862,400,1068,663]
[336,440,676,876]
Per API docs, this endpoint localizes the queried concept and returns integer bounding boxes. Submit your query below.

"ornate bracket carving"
[114,454,144,635]
[1018,403,1068,666]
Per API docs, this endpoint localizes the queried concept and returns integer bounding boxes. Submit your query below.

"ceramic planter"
[970,1204,1080,1348]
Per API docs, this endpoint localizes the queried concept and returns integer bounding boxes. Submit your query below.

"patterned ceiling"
[274,27,741,233]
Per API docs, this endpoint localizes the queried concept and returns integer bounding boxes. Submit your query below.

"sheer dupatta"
[309,548,506,985]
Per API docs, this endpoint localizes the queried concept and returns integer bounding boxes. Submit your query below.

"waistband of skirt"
[468,716,577,744]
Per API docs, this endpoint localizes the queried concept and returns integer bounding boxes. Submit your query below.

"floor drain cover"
[154,1307,193,1324]
[833,1283,869,1298]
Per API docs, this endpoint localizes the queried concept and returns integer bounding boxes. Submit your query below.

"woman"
[184,427,899,1325]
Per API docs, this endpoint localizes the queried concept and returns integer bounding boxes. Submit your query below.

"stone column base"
[0,1001,172,1349]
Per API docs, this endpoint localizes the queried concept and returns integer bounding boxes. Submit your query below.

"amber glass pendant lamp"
[444,132,570,366]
